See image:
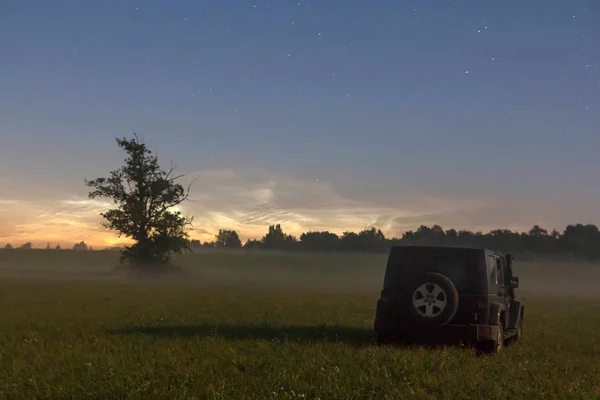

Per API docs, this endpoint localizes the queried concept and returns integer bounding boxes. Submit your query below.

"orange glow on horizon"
[0,168,559,250]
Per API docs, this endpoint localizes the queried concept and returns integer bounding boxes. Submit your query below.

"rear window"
[383,247,481,291]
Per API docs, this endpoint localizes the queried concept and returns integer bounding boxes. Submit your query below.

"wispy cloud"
[177,167,489,241]
[0,195,124,248]
[0,167,492,248]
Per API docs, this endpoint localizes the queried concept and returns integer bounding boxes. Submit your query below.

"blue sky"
[0,0,599,247]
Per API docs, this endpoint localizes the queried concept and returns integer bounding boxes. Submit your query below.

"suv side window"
[487,255,498,285]
[496,256,505,286]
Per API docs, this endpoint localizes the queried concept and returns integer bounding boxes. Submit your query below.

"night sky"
[1,0,598,247]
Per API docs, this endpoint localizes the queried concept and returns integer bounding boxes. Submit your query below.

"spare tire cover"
[407,272,459,326]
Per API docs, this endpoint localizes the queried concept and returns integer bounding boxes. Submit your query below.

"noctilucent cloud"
[0,0,598,248]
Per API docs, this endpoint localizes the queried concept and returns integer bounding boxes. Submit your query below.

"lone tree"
[85,135,194,266]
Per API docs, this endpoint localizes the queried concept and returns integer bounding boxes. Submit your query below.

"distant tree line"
[187,223,600,261]
[3,241,91,251]
[4,223,600,261]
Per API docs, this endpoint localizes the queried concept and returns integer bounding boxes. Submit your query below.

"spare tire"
[407,272,459,326]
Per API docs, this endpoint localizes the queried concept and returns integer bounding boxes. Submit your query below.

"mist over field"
[1,249,598,298]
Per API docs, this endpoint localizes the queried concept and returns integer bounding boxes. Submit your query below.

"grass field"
[0,250,599,399]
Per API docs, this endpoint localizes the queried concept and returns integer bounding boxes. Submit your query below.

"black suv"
[374,245,524,353]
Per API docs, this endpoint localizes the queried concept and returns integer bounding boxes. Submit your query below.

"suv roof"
[389,244,509,257]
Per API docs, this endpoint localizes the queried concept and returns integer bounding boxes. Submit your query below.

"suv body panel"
[374,245,523,350]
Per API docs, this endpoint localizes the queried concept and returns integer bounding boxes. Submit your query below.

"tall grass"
[0,251,598,398]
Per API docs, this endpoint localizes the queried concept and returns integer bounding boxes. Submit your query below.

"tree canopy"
[85,135,194,266]
[73,241,90,251]
[214,229,242,249]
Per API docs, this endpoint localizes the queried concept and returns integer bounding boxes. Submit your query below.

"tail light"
[478,326,491,336]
